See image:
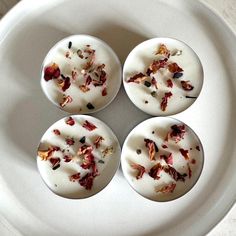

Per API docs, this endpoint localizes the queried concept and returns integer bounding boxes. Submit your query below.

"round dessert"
[41,35,122,114]
[37,115,121,199]
[121,117,204,202]
[123,38,204,116]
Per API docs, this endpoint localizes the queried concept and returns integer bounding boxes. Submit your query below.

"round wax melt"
[121,117,204,202]
[37,115,121,199]
[41,35,122,114]
[123,38,204,116]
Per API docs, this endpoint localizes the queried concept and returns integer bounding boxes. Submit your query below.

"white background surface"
[0,0,235,235]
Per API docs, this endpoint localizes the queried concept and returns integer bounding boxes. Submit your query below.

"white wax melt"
[121,117,204,201]
[123,38,204,116]
[41,35,121,114]
[37,115,121,199]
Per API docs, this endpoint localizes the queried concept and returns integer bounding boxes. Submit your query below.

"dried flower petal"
[168,124,186,143]
[156,44,170,58]
[57,76,71,92]
[102,146,114,158]
[181,81,194,91]
[69,173,81,182]
[160,92,173,111]
[156,182,176,193]
[168,62,183,73]
[160,153,173,165]
[144,138,158,161]
[94,136,104,148]
[66,137,75,146]
[49,157,61,170]
[65,117,75,126]
[81,153,95,169]
[53,129,61,136]
[44,63,61,81]
[146,58,168,76]
[187,163,192,178]
[102,87,107,96]
[162,144,168,149]
[179,148,189,160]
[82,120,97,131]
[78,145,93,155]
[151,77,158,89]
[191,159,196,164]
[79,173,95,190]
[166,79,173,88]
[164,165,187,182]
[63,155,73,162]
[130,163,146,179]
[127,72,146,83]
[38,146,58,161]
[149,163,163,180]
[60,95,73,108]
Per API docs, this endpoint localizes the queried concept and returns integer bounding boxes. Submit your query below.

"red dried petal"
[181,81,194,91]
[49,157,61,170]
[66,137,75,146]
[156,44,170,58]
[168,62,183,73]
[130,163,146,180]
[82,120,97,131]
[53,129,61,136]
[160,153,173,165]
[164,165,187,182]
[71,70,78,80]
[144,138,158,161]
[156,182,176,193]
[168,124,186,143]
[127,72,146,83]
[102,87,107,96]
[60,95,73,107]
[151,77,158,89]
[69,173,81,182]
[160,92,173,111]
[146,58,168,76]
[57,76,71,92]
[63,155,73,162]
[166,79,173,88]
[79,173,94,190]
[38,146,57,161]
[78,145,93,155]
[191,159,196,164]
[149,163,163,180]
[65,117,75,126]
[162,144,168,149]
[44,63,61,81]
[81,153,95,169]
[179,148,189,160]
[94,136,104,149]
[187,163,192,178]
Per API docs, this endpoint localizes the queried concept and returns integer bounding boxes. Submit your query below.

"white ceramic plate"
[0,0,235,235]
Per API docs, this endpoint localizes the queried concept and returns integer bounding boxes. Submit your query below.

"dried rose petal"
[164,165,187,182]
[130,163,145,180]
[79,75,92,92]
[65,117,75,126]
[149,163,163,180]
[168,124,186,143]
[53,129,61,136]
[66,137,75,146]
[78,145,93,155]
[49,157,61,170]
[60,95,73,108]
[160,92,173,111]
[146,58,168,76]
[156,44,170,58]
[83,49,95,71]
[166,79,173,88]
[181,81,194,91]
[38,146,58,161]
[127,72,146,83]
[187,163,192,178]
[151,77,158,89]
[69,173,81,182]
[72,70,78,80]
[81,154,95,169]
[82,120,97,131]
[162,144,168,149]
[94,136,104,149]
[102,87,107,96]
[63,155,73,162]
[102,146,113,158]
[160,153,173,165]
[191,159,196,164]
[44,63,60,81]
[144,138,158,161]
[156,182,176,193]
[79,173,94,190]
[57,76,71,92]
[179,148,189,160]
[168,62,183,73]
